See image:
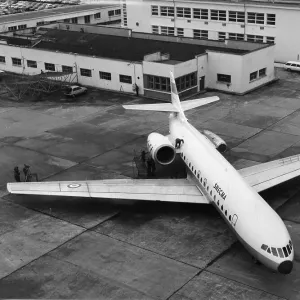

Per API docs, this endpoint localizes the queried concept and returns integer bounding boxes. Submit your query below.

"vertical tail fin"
[170,71,187,121]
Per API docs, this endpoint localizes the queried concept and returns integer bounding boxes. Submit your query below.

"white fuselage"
[169,114,294,273]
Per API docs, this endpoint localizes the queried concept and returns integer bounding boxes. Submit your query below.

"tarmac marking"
[67,183,81,188]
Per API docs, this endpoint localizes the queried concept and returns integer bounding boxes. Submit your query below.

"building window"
[228,11,245,23]
[108,10,115,16]
[115,9,121,15]
[177,7,191,18]
[71,17,78,24]
[84,15,90,23]
[267,13,275,25]
[177,28,184,37]
[62,65,73,73]
[247,12,264,24]
[64,19,70,23]
[12,57,22,67]
[27,60,37,68]
[247,34,263,42]
[193,29,208,39]
[161,26,174,36]
[94,12,101,19]
[45,63,55,71]
[119,74,132,84]
[175,72,197,92]
[266,36,275,44]
[193,8,208,20]
[228,33,244,41]
[151,5,158,16]
[161,6,174,17]
[218,32,226,41]
[99,71,111,80]
[259,68,266,77]
[217,74,231,83]
[8,26,17,31]
[37,21,44,26]
[0,56,5,64]
[146,75,170,91]
[18,24,27,30]
[152,25,159,34]
[250,71,257,81]
[211,10,226,21]
[80,68,92,77]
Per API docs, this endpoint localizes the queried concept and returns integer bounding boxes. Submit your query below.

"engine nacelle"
[147,132,176,165]
[203,130,227,153]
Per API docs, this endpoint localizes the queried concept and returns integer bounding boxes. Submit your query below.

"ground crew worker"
[141,150,146,163]
[14,166,21,182]
[23,164,30,181]
[135,84,139,97]
[150,158,156,176]
[146,157,152,176]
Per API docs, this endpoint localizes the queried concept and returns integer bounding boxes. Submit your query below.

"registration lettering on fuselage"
[214,183,227,200]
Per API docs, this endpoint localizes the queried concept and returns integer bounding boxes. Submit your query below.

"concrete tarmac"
[0,68,300,299]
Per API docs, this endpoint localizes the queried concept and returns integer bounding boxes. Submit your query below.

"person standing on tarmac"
[14,166,21,182]
[135,84,139,97]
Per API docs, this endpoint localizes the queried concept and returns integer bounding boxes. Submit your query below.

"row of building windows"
[250,68,266,82]
[216,68,266,85]
[0,56,132,84]
[145,72,197,93]
[108,8,121,17]
[8,24,27,31]
[151,6,276,26]
[181,151,236,225]
[151,25,275,43]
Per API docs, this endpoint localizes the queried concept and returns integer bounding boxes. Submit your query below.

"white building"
[0,4,121,33]
[0,24,275,99]
[122,0,300,63]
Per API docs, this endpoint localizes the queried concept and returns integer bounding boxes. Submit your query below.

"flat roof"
[166,0,300,7]
[0,4,118,24]
[31,29,248,62]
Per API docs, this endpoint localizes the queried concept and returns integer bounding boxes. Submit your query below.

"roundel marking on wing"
[67,183,81,188]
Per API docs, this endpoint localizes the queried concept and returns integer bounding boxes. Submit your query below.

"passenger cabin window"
[277,248,284,258]
[225,210,227,216]
[229,215,231,221]
[221,205,223,211]
[197,174,199,179]
[217,200,219,206]
[271,247,278,257]
[213,195,216,201]
[283,247,288,257]
[210,191,212,196]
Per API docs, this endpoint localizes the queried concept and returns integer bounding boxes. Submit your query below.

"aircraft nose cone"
[278,261,293,274]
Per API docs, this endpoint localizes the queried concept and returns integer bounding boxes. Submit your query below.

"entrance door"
[199,76,205,91]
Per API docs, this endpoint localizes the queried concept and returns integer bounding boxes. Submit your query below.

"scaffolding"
[0,70,78,101]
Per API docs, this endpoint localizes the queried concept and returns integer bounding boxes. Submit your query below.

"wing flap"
[240,154,300,192]
[7,179,210,204]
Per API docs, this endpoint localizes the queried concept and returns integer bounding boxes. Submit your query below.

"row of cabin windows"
[261,240,293,258]
[181,152,232,222]
[151,6,276,25]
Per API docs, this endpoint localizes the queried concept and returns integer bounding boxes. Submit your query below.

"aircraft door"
[231,214,238,226]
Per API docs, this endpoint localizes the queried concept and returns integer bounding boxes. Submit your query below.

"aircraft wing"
[7,179,210,204]
[239,154,300,192]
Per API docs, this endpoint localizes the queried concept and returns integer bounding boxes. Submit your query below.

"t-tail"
[123,71,220,122]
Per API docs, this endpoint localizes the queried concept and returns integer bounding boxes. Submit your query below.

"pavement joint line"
[44,254,158,300]
[204,268,289,300]
[88,228,203,271]
[0,221,87,283]
[165,269,203,300]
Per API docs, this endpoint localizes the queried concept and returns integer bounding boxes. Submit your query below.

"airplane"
[7,72,297,274]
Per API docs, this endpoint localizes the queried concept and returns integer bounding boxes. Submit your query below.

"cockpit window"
[286,244,291,254]
[271,247,278,257]
[267,247,271,254]
[283,246,288,257]
[289,240,293,250]
[261,244,268,251]
[277,248,284,258]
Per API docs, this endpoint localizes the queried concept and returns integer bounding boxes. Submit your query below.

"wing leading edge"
[7,179,210,204]
[240,154,300,192]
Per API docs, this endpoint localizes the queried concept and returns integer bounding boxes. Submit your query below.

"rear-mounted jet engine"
[147,132,176,165]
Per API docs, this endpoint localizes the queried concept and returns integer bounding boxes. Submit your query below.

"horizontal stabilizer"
[123,96,219,113]
[181,96,220,111]
[123,103,179,112]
